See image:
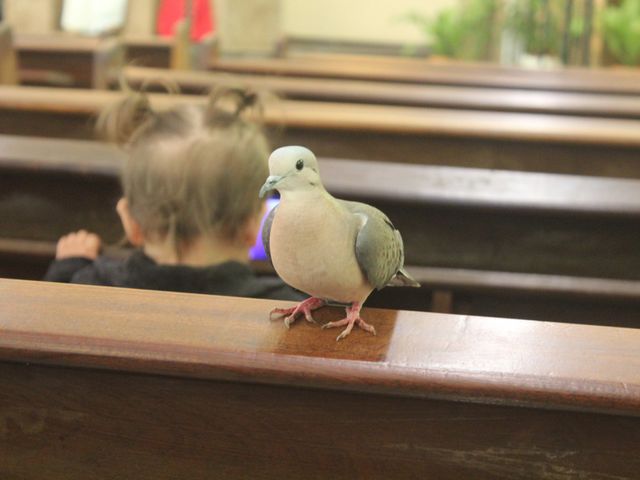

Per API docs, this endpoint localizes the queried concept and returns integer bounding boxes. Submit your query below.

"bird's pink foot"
[321,302,376,341]
[270,297,326,328]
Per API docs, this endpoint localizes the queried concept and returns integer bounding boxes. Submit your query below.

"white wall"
[282,0,457,45]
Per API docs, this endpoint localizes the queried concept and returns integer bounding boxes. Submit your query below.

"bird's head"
[259,146,322,198]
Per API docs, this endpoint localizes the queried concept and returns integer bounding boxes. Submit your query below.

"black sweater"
[44,250,303,301]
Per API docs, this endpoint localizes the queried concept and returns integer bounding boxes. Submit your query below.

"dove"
[258,146,420,340]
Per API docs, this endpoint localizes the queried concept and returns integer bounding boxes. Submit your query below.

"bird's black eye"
[296,159,304,171]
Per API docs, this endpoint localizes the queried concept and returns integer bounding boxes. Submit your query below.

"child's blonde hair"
[97,87,270,253]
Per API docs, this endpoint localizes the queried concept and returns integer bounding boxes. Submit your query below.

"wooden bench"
[0,278,639,479]
[122,65,640,119]
[124,25,218,70]
[3,134,640,325]
[208,55,640,95]
[14,34,123,89]
[1,85,640,178]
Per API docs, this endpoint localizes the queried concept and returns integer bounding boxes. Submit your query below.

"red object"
[156,0,215,41]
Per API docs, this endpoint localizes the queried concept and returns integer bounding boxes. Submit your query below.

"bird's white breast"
[270,191,372,303]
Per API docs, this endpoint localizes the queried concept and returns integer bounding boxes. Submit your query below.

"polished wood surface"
[209,55,640,95]
[0,279,639,479]
[123,65,640,119]
[1,86,640,177]
[14,34,123,89]
[3,134,640,324]
[1,278,639,412]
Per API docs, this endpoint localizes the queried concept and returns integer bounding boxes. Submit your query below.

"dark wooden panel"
[15,35,123,89]
[124,37,172,69]
[2,361,639,480]
[0,279,639,479]
[0,109,95,139]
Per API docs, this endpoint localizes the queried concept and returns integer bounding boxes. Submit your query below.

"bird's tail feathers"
[387,268,421,288]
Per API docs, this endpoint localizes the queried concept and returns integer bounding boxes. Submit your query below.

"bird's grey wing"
[261,203,278,263]
[339,200,405,290]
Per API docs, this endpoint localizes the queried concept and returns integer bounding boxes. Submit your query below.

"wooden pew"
[208,55,640,95]
[122,65,640,119]
[1,85,640,178]
[275,35,430,58]
[0,278,639,479]
[3,134,640,325]
[14,34,123,89]
[124,25,218,70]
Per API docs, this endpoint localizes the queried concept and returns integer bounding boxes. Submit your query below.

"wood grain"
[0,279,639,478]
[0,278,639,413]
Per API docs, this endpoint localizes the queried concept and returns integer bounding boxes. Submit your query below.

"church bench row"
[8,27,640,96]
[4,134,639,278]
[8,30,216,89]
[4,236,640,327]
[1,85,640,178]
[122,66,640,120]
[208,54,640,95]
[0,278,639,479]
[14,34,122,89]
[2,134,640,325]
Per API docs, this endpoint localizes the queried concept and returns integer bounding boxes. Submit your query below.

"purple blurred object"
[249,197,280,261]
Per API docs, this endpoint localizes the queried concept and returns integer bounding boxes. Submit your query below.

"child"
[44,87,302,301]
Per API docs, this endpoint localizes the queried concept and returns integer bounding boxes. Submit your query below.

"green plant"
[602,0,640,65]
[404,0,500,61]
[505,0,564,56]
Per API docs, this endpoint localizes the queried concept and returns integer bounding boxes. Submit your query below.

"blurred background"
[2,0,638,68]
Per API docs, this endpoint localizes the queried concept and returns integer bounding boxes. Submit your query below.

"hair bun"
[205,85,263,127]
[96,92,155,147]
[234,89,258,114]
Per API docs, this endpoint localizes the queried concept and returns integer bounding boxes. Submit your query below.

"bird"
[259,146,420,341]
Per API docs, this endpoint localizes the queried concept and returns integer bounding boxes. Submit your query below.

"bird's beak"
[259,175,283,198]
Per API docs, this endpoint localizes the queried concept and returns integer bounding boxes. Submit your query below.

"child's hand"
[56,230,102,260]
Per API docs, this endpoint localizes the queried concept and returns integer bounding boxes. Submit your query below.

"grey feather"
[388,267,421,287]
[339,200,418,290]
[261,203,278,262]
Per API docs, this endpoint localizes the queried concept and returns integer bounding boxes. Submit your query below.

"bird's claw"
[322,315,376,341]
[270,298,325,328]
